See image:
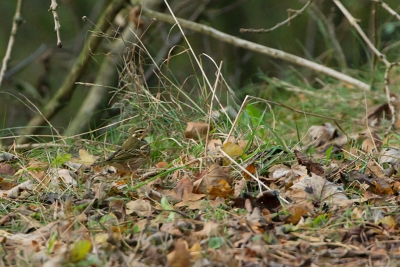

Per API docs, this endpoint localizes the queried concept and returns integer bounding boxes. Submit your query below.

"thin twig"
[372,0,400,21]
[49,0,62,48]
[240,0,313,33]
[0,0,24,87]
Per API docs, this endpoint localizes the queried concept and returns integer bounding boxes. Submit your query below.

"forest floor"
[1,83,400,267]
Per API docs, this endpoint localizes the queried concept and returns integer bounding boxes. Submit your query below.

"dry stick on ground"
[332,0,399,135]
[140,7,370,91]
[17,0,128,144]
[240,0,313,33]
[0,0,24,87]
[49,0,62,48]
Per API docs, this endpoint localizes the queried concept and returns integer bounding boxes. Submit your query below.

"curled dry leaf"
[167,239,191,267]
[358,130,382,153]
[126,199,153,217]
[380,147,400,165]
[207,139,222,152]
[184,121,211,140]
[1,180,34,198]
[362,102,393,127]
[194,221,222,237]
[234,178,246,197]
[307,123,337,147]
[0,164,16,176]
[193,163,233,200]
[155,161,168,168]
[48,168,77,186]
[268,164,307,183]
[294,150,325,176]
[290,173,349,205]
[286,204,310,224]
[174,176,194,200]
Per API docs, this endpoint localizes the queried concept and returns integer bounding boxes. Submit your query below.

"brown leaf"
[290,173,349,205]
[207,179,234,199]
[243,164,256,180]
[307,123,337,147]
[174,176,194,201]
[358,130,382,153]
[155,161,168,168]
[0,212,17,226]
[268,164,307,183]
[294,150,325,176]
[208,139,222,152]
[234,178,246,197]
[193,164,233,199]
[362,102,392,127]
[286,204,309,224]
[194,221,222,237]
[126,199,153,217]
[0,164,16,176]
[372,179,393,195]
[184,121,211,140]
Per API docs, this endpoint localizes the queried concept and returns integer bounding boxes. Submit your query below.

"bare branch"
[372,0,400,21]
[48,0,62,48]
[333,0,390,67]
[141,7,370,91]
[240,0,313,33]
[0,0,24,87]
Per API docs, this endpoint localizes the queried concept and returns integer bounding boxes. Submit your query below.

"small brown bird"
[92,128,150,171]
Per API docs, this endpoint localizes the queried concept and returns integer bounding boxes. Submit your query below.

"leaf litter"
[2,121,400,266]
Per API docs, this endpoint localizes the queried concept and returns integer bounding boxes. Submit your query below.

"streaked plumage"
[92,128,150,170]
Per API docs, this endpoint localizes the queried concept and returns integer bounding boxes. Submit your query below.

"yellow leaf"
[71,240,92,262]
[222,142,243,157]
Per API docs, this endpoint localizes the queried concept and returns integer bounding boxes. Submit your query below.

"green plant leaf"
[208,237,224,249]
[50,153,71,167]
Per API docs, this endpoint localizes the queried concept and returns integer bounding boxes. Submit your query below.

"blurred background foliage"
[0,0,400,142]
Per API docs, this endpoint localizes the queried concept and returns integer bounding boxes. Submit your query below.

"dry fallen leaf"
[307,123,337,147]
[167,239,191,267]
[294,150,325,176]
[362,102,392,127]
[268,164,307,183]
[358,130,382,153]
[126,199,153,217]
[290,173,349,205]
[70,149,98,165]
[194,164,233,199]
[184,121,211,140]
